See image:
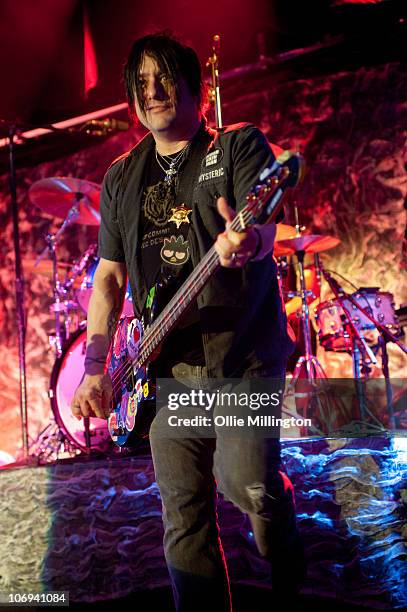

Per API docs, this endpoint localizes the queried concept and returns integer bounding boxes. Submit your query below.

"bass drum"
[49,326,113,454]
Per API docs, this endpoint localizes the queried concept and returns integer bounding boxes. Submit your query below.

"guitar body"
[107,315,156,446]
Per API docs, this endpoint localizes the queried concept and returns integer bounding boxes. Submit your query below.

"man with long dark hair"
[71,31,305,611]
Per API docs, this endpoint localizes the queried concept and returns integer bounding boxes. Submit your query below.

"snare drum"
[315,300,352,352]
[76,252,134,316]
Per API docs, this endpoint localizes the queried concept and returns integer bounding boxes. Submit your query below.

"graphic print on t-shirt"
[137,143,206,369]
[140,149,196,292]
[143,180,177,226]
[168,204,191,229]
[160,235,190,266]
[141,197,191,265]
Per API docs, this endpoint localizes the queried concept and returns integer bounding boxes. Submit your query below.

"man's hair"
[124,31,207,122]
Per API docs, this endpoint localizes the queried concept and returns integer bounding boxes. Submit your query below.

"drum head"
[49,327,112,453]
[314,299,352,352]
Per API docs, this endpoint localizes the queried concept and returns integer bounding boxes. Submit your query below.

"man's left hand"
[214,197,260,268]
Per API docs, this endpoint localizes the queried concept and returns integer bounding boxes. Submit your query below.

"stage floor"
[0,436,406,609]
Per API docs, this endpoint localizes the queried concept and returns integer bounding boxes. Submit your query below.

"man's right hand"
[71,373,113,420]
[71,257,126,421]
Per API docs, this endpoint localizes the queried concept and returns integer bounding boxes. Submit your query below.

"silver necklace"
[155,143,191,183]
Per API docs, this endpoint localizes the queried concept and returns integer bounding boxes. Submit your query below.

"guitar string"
[109,180,283,395]
[109,251,218,393]
[108,178,285,394]
[108,202,258,390]
[109,247,220,406]
[110,230,232,389]
[109,198,266,394]
[110,244,221,396]
[108,163,291,394]
[109,208,254,392]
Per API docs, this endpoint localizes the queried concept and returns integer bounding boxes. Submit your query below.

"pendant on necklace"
[169,204,191,228]
[164,166,177,182]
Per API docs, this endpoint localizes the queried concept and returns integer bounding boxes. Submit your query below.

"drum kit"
[27,176,134,460]
[26,177,406,460]
[274,213,406,434]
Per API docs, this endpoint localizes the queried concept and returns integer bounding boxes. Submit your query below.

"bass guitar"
[107,151,304,447]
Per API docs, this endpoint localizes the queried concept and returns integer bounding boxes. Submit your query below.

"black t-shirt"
[139,150,205,373]
[98,122,293,378]
[140,150,193,290]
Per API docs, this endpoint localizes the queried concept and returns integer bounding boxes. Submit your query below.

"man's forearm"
[85,279,125,375]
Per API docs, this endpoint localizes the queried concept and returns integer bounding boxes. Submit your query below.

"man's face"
[134,54,199,137]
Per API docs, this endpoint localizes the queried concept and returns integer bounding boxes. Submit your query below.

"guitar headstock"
[244,151,305,226]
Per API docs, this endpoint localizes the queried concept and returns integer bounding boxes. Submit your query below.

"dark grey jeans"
[149,364,298,612]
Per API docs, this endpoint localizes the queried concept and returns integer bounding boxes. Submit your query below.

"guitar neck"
[135,153,301,366]
[137,205,256,365]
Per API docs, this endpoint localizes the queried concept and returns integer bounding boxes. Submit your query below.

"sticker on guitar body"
[126,318,143,361]
[125,393,138,431]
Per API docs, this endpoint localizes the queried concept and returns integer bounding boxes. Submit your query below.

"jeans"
[149,364,299,612]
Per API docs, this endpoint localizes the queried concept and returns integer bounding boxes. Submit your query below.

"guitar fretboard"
[138,197,270,365]
[130,154,299,370]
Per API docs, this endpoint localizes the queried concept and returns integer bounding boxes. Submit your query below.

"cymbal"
[275,223,296,242]
[29,177,101,225]
[274,234,340,256]
[23,259,72,278]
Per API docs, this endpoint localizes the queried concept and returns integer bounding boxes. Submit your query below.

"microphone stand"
[8,125,29,462]
[207,34,223,128]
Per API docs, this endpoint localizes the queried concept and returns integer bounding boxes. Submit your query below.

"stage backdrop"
[0,61,405,458]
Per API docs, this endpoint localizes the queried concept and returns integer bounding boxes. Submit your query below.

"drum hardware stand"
[289,250,326,378]
[289,208,321,379]
[3,121,87,463]
[320,265,407,431]
[62,242,98,293]
[349,328,380,427]
[30,420,82,464]
[293,205,305,238]
[377,335,396,428]
[55,243,98,348]
[36,202,81,357]
[286,248,330,436]
[84,417,92,453]
[321,276,378,430]
[314,253,322,289]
